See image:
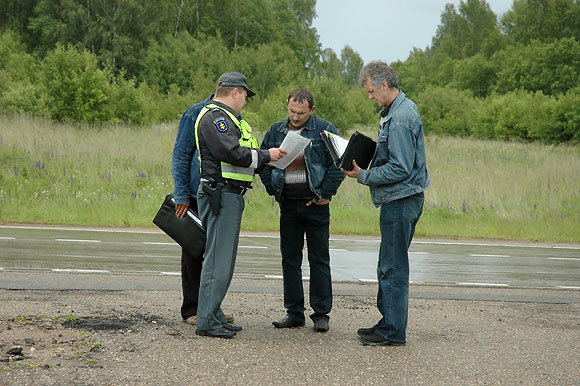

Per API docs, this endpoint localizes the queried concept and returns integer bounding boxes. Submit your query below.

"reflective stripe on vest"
[194,104,258,182]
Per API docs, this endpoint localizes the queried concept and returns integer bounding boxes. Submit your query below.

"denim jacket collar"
[382,90,406,126]
[276,115,317,134]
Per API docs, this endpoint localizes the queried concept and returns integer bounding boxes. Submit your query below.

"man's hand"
[306,198,329,206]
[341,159,361,178]
[268,147,287,162]
[175,203,189,218]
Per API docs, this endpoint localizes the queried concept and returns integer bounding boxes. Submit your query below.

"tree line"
[0,0,578,142]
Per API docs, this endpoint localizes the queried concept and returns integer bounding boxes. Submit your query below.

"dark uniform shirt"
[197,101,270,188]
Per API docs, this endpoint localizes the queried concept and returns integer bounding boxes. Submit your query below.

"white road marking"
[52,269,110,274]
[0,237,15,240]
[238,246,268,249]
[457,282,509,287]
[143,242,177,246]
[264,275,283,279]
[469,254,510,258]
[411,251,430,255]
[549,257,580,261]
[359,279,378,283]
[555,286,580,290]
[55,239,101,243]
[160,272,181,276]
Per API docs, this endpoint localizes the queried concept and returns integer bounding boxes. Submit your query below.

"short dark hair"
[358,60,398,89]
[215,86,235,97]
[288,88,314,109]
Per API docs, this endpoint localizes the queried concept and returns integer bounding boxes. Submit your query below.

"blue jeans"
[374,192,424,344]
[279,199,332,322]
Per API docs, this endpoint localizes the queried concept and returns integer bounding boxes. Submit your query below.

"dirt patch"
[62,317,132,331]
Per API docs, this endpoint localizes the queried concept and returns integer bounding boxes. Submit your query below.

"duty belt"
[222,183,248,196]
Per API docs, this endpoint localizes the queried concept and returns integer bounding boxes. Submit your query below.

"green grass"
[0,114,578,243]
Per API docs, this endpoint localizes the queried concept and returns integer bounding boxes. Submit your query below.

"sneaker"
[358,332,405,346]
[313,318,329,332]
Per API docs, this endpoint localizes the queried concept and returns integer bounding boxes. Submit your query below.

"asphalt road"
[1,224,579,289]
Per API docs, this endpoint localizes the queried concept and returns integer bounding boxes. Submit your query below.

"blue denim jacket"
[259,116,345,202]
[357,91,431,207]
[171,95,213,204]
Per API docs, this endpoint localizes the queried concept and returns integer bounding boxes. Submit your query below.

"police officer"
[194,72,286,338]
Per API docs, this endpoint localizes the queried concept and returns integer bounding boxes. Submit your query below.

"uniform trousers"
[374,192,424,344]
[196,187,244,332]
[279,199,332,322]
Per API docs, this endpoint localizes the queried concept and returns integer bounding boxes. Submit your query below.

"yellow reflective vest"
[194,103,259,182]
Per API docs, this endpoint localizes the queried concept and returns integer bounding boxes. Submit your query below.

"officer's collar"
[210,100,242,120]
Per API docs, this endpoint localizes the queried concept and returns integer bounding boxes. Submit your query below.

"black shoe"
[357,326,376,337]
[313,318,329,332]
[196,327,236,338]
[358,332,405,346]
[272,316,305,329]
[223,322,242,332]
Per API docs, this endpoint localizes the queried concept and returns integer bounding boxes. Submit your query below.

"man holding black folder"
[342,61,430,346]
[259,89,345,333]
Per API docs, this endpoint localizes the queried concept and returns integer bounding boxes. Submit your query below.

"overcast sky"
[312,0,515,64]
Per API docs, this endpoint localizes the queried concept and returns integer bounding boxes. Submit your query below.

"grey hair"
[358,60,399,89]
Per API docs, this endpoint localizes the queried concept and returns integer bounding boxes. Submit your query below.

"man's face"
[286,98,315,130]
[232,88,248,115]
[364,77,389,107]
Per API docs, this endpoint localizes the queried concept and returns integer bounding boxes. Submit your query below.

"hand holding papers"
[320,130,376,171]
[268,130,311,169]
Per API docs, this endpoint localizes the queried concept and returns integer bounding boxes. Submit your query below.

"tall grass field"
[1,114,578,243]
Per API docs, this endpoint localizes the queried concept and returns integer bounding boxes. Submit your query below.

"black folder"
[152,194,206,257]
[320,130,376,171]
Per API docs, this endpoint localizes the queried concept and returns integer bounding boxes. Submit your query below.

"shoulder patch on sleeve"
[213,117,228,132]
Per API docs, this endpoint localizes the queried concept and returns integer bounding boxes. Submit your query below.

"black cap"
[217,72,256,97]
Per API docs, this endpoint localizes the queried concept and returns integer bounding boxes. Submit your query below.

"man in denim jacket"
[343,61,430,346]
[259,89,345,333]
[171,94,232,326]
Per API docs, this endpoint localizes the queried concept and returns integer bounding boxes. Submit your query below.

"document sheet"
[268,130,311,169]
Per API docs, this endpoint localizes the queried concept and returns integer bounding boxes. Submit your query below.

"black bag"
[152,194,206,257]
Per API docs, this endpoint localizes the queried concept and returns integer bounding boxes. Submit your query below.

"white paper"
[268,130,311,169]
[324,131,349,157]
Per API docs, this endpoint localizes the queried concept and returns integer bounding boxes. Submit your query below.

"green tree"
[501,0,580,45]
[415,86,476,136]
[451,54,497,97]
[319,48,343,81]
[431,0,500,59]
[492,37,580,96]
[341,45,363,86]
[41,44,111,123]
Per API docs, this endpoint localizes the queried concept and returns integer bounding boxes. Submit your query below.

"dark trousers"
[375,192,424,344]
[280,199,332,322]
[180,248,202,320]
[180,198,203,320]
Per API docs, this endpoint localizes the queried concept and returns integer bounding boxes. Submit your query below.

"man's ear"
[285,99,289,107]
[311,105,316,113]
[382,81,390,90]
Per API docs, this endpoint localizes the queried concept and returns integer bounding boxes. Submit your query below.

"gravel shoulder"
[1,276,579,385]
